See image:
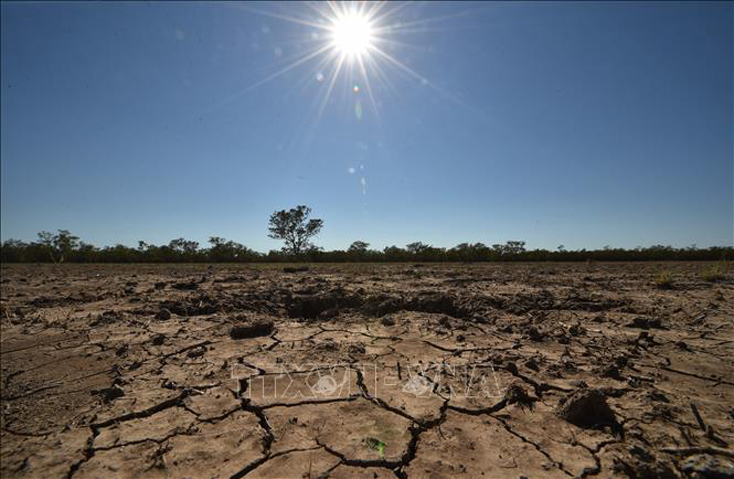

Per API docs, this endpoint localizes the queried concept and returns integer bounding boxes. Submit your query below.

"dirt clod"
[187,346,206,358]
[503,382,535,409]
[283,266,310,273]
[627,317,663,329]
[229,318,274,339]
[93,384,125,402]
[525,325,544,342]
[172,281,199,291]
[681,454,734,479]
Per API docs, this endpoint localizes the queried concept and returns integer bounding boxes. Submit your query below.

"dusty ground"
[1,262,733,478]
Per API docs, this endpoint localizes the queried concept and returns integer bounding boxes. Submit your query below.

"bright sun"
[243,2,436,123]
[330,11,373,58]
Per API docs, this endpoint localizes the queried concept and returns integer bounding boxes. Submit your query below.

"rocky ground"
[1,262,733,478]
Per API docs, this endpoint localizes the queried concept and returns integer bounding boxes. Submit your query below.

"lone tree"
[268,205,323,256]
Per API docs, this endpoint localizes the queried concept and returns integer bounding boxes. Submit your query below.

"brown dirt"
[1,262,733,478]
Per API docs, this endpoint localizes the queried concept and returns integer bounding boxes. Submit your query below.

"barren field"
[1,262,733,478]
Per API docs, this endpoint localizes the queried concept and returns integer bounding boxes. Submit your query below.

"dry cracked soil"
[1,262,733,478]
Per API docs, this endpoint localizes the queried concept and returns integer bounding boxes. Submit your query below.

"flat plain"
[1,262,732,478]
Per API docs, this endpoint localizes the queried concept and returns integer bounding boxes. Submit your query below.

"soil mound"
[556,388,617,430]
[230,317,274,339]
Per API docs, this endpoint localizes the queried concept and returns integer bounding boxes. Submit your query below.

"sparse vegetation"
[700,264,727,282]
[655,271,674,289]
[364,437,387,459]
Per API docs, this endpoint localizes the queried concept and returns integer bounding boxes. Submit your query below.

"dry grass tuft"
[700,265,726,283]
[655,271,673,289]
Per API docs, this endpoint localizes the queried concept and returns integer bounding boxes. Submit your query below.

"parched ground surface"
[1,262,733,478]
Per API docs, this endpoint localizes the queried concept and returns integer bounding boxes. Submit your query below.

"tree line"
[1,230,731,264]
[2,207,731,263]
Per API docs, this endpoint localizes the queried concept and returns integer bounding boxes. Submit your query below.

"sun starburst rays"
[228,1,458,127]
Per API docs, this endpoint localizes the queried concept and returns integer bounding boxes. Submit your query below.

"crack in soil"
[490,414,575,477]
[3,263,732,478]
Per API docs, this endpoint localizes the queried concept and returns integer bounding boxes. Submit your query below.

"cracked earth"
[1,263,733,478]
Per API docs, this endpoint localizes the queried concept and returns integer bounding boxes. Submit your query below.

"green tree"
[268,205,323,256]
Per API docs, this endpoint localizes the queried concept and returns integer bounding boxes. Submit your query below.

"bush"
[654,271,673,289]
[700,265,726,283]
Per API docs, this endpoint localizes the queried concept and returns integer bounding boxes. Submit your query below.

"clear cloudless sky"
[1,1,732,252]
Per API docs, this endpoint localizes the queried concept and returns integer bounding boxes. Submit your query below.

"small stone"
[156,308,172,320]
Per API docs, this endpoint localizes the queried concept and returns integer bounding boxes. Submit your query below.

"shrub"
[700,265,726,283]
[654,271,673,289]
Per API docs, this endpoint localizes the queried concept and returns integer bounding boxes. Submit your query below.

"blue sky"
[1,1,732,252]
